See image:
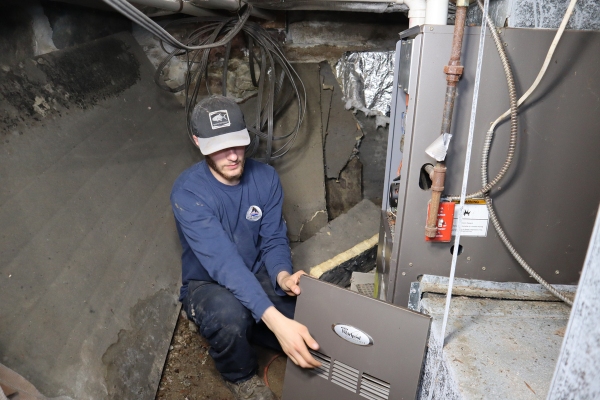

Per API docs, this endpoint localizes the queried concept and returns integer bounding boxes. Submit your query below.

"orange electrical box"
[425,201,455,242]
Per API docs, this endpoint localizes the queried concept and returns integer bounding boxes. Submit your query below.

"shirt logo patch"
[208,110,231,129]
[246,206,262,222]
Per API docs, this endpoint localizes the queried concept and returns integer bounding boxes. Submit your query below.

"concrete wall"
[548,207,600,399]
[0,1,130,68]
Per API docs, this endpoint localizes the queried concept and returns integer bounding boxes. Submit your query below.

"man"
[171,95,320,400]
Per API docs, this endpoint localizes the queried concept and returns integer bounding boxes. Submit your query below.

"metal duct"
[245,0,409,13]
[136,0,275,20]
[130,0,274,20]
[130,0,224,16]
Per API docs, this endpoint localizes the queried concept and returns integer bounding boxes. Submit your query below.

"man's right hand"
[261,306,321,369]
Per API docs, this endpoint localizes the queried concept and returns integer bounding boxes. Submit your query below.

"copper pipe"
[425,5,467,238]
[425,163,447,237]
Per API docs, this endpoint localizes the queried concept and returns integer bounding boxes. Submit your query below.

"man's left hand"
[277,270,305,296]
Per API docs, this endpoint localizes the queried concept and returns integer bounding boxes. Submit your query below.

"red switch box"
[425,201,455,242]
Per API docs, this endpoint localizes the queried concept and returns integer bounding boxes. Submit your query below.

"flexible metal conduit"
[447,0,580,201]
[476,0,574,305]
[424,1,468,238]
[445,0,575,304]
[445,7,518,202]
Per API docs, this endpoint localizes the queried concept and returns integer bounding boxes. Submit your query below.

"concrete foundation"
[419,295,571,399]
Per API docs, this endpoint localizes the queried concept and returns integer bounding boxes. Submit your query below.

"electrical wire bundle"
[102,0,306,163]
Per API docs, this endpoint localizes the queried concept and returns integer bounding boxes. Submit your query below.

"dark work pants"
[182,266,296,383]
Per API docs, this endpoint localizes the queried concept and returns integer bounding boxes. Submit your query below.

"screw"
[409,262,413,267]
[467,257,471,261]
[555,270,560,274]
[429,27,434,31]
[482,266,486,271]
[504,42,508,47]
[402,272,406,276]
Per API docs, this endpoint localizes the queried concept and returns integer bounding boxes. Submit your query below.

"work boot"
[224,374,277,400]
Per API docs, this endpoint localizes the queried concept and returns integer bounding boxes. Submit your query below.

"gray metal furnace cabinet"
[377,25,600,306]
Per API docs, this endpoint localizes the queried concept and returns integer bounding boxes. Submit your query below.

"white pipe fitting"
[403,0,427,27]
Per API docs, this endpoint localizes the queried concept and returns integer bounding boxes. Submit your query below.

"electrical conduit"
[442,0,575,304]
[476,0,574,305]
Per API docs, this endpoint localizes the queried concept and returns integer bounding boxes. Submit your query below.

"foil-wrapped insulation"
[335,51,395,127]
[245,0,408,13]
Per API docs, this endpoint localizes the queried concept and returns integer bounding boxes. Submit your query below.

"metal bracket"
[408,281,422,311]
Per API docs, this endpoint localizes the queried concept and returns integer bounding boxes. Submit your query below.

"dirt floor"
[155,311,288,400]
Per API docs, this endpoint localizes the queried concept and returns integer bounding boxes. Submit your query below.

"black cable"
[102,0,305,163]
[171,19,305,161]
[247,35,259,87]
[102,0,251,51]
[222,41,232,96]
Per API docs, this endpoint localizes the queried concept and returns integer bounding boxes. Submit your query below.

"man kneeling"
[171,95,320,400]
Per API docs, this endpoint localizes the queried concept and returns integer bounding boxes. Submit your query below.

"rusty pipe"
[425,163,447,237]
[425,4,467,238]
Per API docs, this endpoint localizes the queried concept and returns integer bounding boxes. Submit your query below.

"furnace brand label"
[332,324,373,346]
[452,199,490,237]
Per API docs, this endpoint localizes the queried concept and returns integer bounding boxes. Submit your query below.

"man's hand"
[269,271,320,368]
[276,270,306,296]
[262,306,321,369]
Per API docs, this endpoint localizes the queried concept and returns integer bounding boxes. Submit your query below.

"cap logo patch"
[246,206,262,222]
[209,110,231,129]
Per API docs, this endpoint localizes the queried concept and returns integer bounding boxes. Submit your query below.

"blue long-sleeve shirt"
[171,159,292,321]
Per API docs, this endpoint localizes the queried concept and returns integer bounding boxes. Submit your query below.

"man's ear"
[193,135,200,149]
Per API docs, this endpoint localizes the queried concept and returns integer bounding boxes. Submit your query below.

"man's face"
[205,146,246,185]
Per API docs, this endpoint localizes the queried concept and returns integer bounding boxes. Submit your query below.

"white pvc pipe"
[425,0,448,25]
[404,0,426,27]
[188,0,241,11]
